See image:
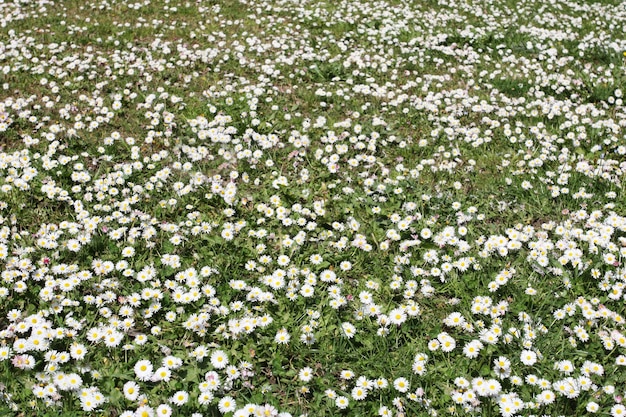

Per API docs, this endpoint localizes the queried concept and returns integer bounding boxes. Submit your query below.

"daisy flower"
[275,328,291,345]
[335,396,349,409]
[393,377,410,393]
[586,402,600,413]
[340,370,355,380]
[210,350,229,369]
[134,360,153,381]
[388,308,407,325]
[218,396,236,413]
[170,391,189,406]
[198,391,214,405]
[520,350,537,366]
[298,367,313,382]
[156,404,172,417]
[152,367,172,382]
[341,322,356,338]
[123,381,140,401]
[351,386,368,400]
[375,378,389,389]
[611,404,626,417]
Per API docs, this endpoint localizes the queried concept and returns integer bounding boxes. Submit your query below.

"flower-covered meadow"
[0,0,625,416]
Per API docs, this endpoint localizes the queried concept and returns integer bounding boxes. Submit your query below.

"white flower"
[463,340,483,358]
[254,404,278,417]
[225,365,240,380]
[70,343,87,360]
[275,328,291,345]
[277,255,290,266]
[586,402,599,413]
[210,350,229,369]
[438,332,456,352]
[520,349,537,366]
[611,404,626,417]
[335,396,349,409]
[218,396,236,413]
[427,339,440,351]
[134,406,154,417]
[340,370,355,380]
[198,391,214,405]
[152,367,172,382]
[538,390,555,405]
[351,386,368,400]
[341,322,356,339]
[320,269,336,282]
[388,308,407,325]
[310,254,323,265]
[378,406,392,416]
[170,391,189,406]
[162,355,182,370]
[66,373,82,391]
[298,367,313,382]
[134,360,153,381]
[123,381,140,401]
[156,404,173,416]
[393,377,409,393]
[340,261,352,271]
[0,347,10,361]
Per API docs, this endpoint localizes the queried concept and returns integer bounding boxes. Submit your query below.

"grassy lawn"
[0,0,625,416]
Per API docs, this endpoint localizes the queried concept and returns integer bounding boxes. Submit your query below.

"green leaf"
[186,365,199,383]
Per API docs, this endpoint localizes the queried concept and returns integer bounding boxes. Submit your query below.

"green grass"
[0,0,625,416]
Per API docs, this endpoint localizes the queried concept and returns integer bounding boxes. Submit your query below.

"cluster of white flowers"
[0,0,625,415]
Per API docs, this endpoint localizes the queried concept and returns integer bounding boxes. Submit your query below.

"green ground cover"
[0,0,625,416]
